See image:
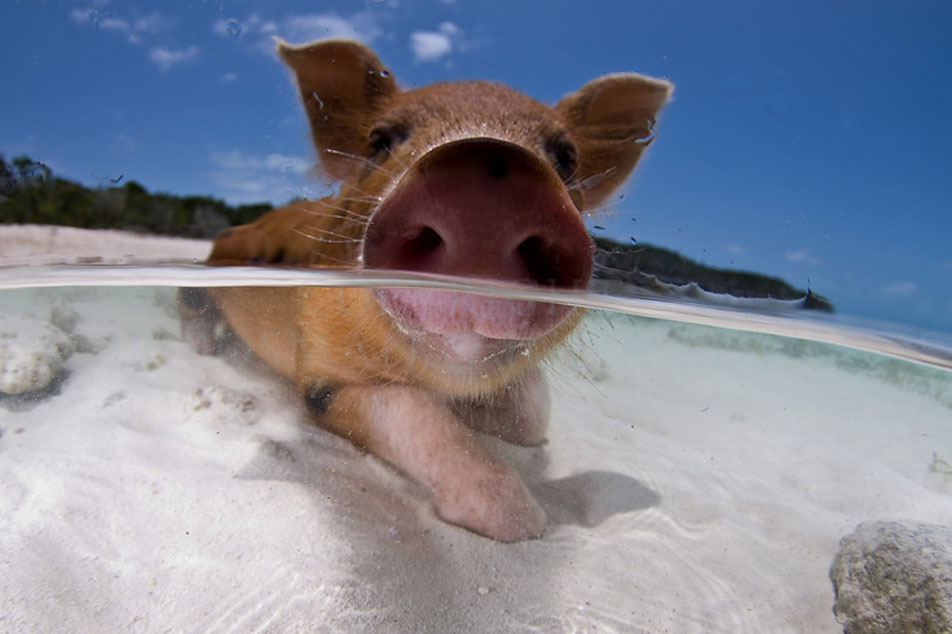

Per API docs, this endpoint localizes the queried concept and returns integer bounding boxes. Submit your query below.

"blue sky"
[2,0,950,334]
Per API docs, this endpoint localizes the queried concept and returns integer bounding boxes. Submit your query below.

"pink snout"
[364,139,594,342]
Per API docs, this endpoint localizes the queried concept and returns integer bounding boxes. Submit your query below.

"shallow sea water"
[1,266,951,633]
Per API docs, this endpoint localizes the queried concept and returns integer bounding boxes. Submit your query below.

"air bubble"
[635,118,658,145]
[225,19,242,39]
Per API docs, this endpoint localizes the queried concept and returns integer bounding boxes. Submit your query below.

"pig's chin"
[373,287,572,365]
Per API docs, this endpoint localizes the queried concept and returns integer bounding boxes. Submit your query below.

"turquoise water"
[1,268,950,632]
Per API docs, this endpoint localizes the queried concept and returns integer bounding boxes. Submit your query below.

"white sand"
[0,224,210,266]
[1,227,951,632]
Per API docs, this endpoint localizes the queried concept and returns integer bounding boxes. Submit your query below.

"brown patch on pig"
[180,38,671,541]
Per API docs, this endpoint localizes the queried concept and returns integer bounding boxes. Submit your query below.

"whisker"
[304,247,358,267]
[291,204,369,224]
[323,148,399,179]
[568,165,618,195]
[337,182,389,205]
[383,143,411,172]
[291,225,362,245]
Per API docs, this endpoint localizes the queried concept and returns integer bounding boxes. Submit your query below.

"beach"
[1,226,951,632]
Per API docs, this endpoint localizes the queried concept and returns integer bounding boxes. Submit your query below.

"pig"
[179,38,671,542]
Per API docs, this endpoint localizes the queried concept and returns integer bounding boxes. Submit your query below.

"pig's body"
[180,39,671,541]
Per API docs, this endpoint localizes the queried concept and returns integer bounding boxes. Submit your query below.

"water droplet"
[226,19,242,39]
[635,118,658,145]
[311,91,324,110]
[379,69,390,78]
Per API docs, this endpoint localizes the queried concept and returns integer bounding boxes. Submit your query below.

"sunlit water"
[1,265,950,632]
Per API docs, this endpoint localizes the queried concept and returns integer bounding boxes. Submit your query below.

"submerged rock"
[0,314,75,395]
[830,521,952,633]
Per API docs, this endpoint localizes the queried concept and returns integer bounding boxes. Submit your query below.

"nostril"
[487,152,508,180]
[376,225,444,272]
[400,226,444,266]
[409,226,443,253]
[517,235,561,286]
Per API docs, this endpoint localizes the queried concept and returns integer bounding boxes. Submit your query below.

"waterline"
[2,263,950,371]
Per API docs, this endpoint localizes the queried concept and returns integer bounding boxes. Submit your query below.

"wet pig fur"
[179,38,671,542]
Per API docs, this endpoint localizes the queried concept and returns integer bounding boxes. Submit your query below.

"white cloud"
[210,150,263,171]
[282,14,377,42]
[884,281,918,297]
[726,244,747,255]
[220,72,238,84]
[410,32,451,62]
[208,149,318,204]
[264,153,312,173]
[98,17,130,32]
[149,46,200,73]
[784,248,820,266]
[210,149,311,174]
[214,12,384,54]
[410,22,460,63]
[133,13,169,35]
[69,8,169,45]
[70,8,95,25]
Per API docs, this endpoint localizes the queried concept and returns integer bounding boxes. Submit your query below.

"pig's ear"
[555,73,672,209]
[277,38,399,180]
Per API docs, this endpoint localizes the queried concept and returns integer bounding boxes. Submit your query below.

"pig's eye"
[545,135,578,183]
[368,124,408,158]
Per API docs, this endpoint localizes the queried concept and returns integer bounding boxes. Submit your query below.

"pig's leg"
[453,366,550,447]
[317,383,546,542]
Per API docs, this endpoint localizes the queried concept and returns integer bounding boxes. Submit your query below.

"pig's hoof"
[436,470,546,542]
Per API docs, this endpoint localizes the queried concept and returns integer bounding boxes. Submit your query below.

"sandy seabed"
[1,226,951,632]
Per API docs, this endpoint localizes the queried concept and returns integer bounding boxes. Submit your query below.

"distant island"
[592,237,833,311]
[1,154,832,311]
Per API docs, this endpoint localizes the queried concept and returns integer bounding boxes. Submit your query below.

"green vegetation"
[1,155,271,239]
